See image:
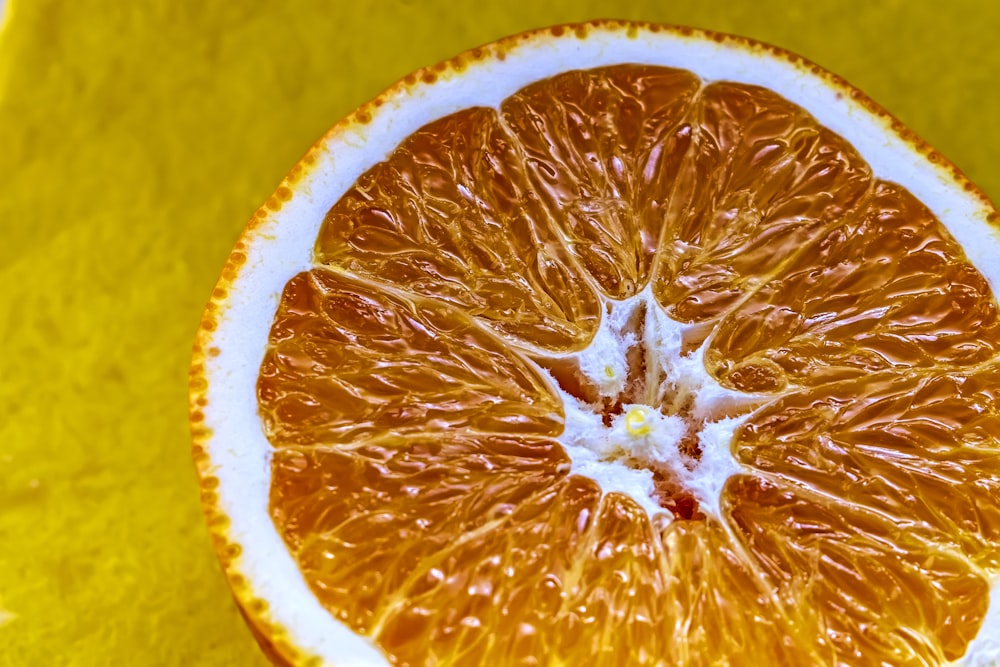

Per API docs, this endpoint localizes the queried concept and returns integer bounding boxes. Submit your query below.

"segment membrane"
[258,268,563,446]
[727,475,989,663]
[708,182,1000,390]
[501,66,700,299]
[735,366,1000,570]
[651,82,872,322]
[316,107,602,352]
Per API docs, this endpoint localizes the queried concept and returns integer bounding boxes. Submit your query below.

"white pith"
[197,25,1000,666]
[551,287,749,522]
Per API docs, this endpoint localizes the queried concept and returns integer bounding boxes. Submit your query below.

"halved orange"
[189,21,1000,666]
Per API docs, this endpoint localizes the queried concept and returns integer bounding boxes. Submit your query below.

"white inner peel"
[552,287,748,522]
[959,579,1000,666]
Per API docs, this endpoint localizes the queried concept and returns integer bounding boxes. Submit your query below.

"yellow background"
[1,1,997,664]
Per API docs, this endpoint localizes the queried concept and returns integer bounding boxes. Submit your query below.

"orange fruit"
[190,21,1000,666]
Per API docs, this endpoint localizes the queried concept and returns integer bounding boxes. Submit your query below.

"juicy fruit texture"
[257,64,1000,665]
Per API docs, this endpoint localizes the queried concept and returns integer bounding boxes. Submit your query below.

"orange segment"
[556,493,671,663]
[652,82,872,322]
[315,107,602,351]
[735,367,1000,569]
[656,516,817,665]
[270,436,570,635]
[727,475,989,663]
[257,268,562,446]
[375,476,602,663]
[500,66,700,298]
[708,182,1000,390]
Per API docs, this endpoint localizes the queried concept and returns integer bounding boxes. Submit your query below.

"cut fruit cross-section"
[190,21,1000,667]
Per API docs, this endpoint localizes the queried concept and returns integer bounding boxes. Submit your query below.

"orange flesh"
[258,65,1000,665]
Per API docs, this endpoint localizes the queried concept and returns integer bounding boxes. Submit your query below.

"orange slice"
[189,21,1000,666]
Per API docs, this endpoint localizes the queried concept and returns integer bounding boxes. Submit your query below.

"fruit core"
[539,287,760,523]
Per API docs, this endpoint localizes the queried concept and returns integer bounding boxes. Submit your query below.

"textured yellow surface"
[0,1,998,664]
